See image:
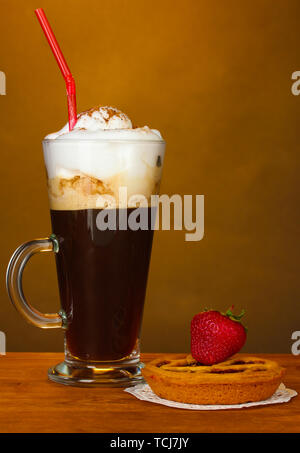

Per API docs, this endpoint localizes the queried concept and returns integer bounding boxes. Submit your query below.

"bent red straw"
[35,8,77,130]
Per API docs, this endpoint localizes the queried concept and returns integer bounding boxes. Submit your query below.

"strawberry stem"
[225,307,245,322]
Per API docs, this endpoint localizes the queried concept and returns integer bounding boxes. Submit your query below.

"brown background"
[0,0,300,354]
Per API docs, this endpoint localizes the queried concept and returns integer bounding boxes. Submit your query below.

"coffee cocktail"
[7,106,165,386]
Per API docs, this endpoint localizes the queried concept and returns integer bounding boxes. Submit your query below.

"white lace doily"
[125,383,297,410]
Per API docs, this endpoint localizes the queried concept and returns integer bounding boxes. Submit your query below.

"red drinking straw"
[35,8,77,130]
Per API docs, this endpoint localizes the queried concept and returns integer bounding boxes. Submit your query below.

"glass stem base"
[48,356,145,387]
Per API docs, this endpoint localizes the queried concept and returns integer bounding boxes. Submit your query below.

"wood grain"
[0,353,299,433]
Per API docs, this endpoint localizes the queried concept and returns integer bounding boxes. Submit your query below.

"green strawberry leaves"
[225,306,245,321]
[225,305,247,332]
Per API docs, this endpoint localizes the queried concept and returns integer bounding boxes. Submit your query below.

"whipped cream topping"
[45,106,163,141]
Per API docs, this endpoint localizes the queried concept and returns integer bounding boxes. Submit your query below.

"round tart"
[142,355,285,405]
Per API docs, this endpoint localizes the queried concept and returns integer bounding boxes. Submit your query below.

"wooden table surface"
[0,353,299,433]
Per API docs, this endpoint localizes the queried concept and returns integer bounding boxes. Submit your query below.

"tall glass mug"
[6,137,165,386]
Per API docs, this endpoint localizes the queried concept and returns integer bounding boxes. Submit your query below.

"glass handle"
[6,234,63,329]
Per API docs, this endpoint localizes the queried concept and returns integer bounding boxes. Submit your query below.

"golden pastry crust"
[142,355,285,405]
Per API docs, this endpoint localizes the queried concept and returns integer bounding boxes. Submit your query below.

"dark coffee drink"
[51,208,154,362]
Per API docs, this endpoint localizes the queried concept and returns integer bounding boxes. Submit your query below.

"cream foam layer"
[43,106,165,209]
[44,140,164,209]
[44,141,164,209]
[43,139,164,181]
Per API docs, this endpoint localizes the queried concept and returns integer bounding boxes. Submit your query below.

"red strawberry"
[191,306,247,365]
